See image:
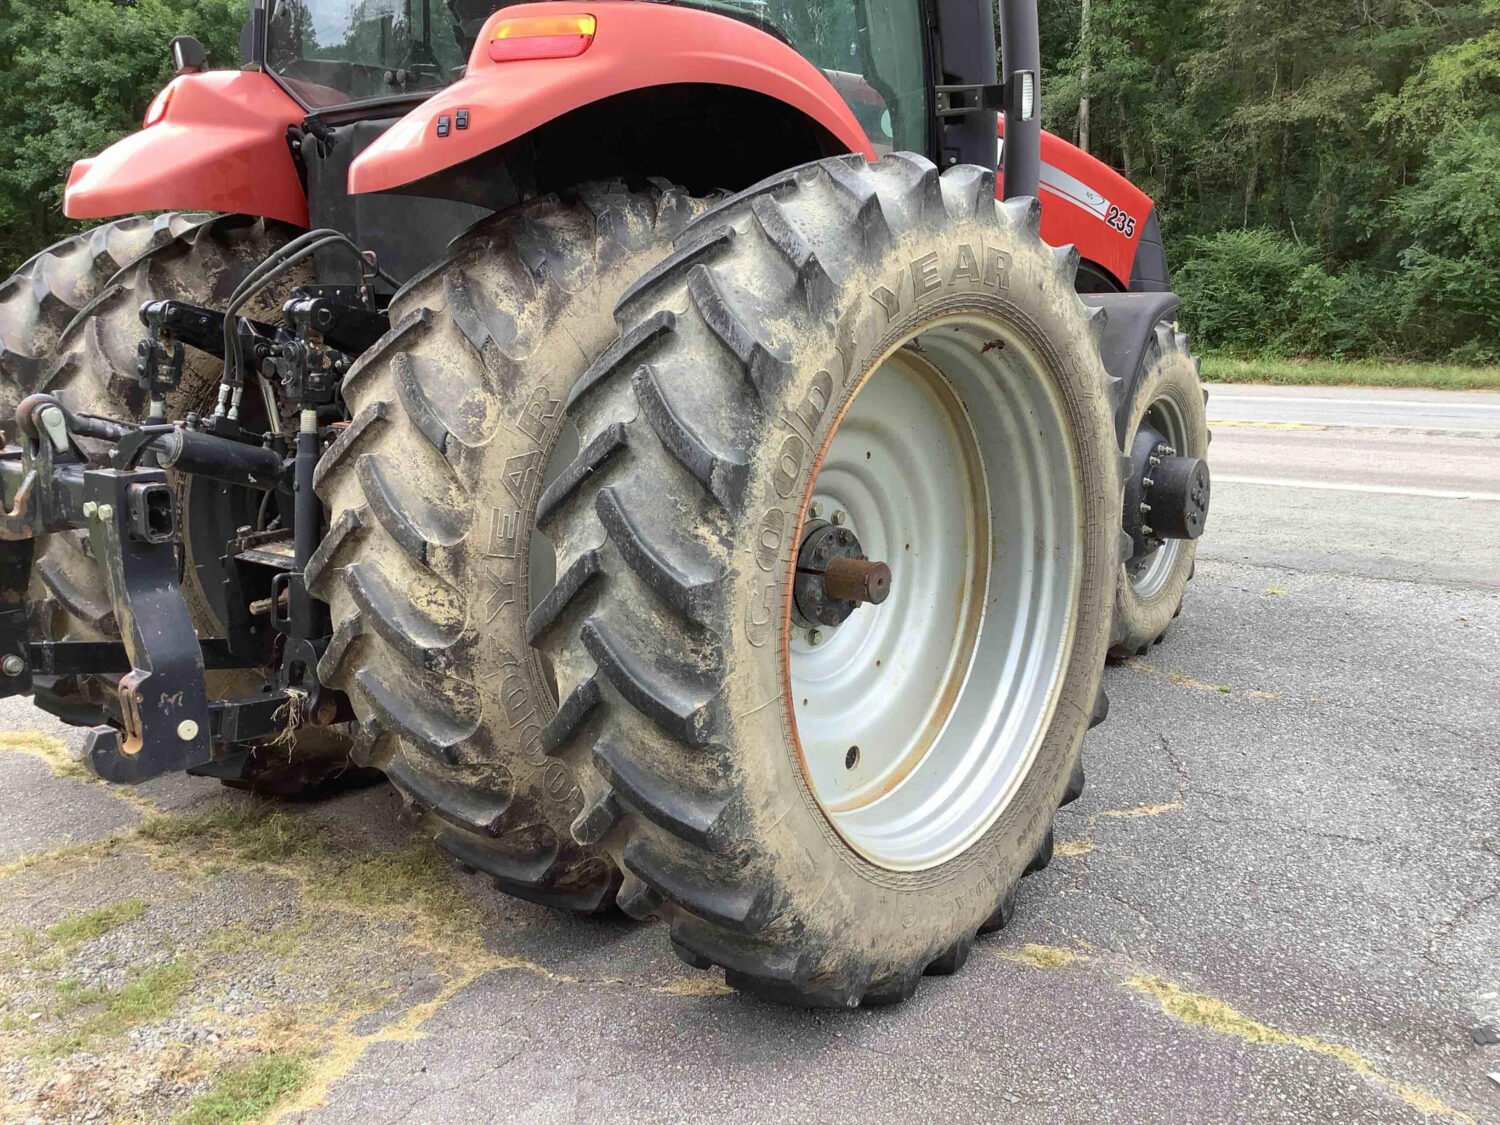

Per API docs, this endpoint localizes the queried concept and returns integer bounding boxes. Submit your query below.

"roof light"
[143,83,176,128]
[488,14,596,62]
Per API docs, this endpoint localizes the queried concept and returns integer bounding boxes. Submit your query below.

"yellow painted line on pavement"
[1207,419,1326,430]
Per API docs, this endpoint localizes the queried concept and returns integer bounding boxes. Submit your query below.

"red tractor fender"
[1000,119,1154,289]
[64,71,308,227]
[349,1,874,196]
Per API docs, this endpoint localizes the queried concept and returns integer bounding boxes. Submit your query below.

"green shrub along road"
[1,0,1498,366]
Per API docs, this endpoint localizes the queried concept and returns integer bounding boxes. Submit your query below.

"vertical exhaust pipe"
[997,0,1042,203]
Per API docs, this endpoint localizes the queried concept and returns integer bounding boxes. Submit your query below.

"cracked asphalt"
[1,384,1497,1123]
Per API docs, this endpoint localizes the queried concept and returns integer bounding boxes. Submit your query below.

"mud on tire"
[534,154,1120,1006]
[308,181,716,910]
[1109,323,1208,659]
[0,214,207,440]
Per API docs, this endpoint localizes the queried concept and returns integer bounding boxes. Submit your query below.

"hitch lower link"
[0,394,296,784]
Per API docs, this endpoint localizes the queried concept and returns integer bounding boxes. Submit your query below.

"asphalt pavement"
[0,382,1496,1124]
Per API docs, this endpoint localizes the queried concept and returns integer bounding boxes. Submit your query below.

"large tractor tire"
[0,214,206,438]
[1109,324,1209,659]
[534,154,1120,1006]
[18,214,373,796]
[308,181,716,909]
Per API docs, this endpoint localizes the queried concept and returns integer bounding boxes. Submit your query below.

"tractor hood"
[64,71,309,228]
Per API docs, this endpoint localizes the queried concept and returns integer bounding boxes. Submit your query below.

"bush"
[0,0,245,273]
[1174,229,1334,356]
[1174,221,1498,362]
[1390,123,1500,362]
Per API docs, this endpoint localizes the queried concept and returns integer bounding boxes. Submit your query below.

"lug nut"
[808,629,824,646]
[831,509,847,526]
[1,655,24,677]
[81,501,97,518]
[808,502,823,520]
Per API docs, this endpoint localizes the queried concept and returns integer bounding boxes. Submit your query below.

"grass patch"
[173,1054,309,1125]
[45,898,147,951]
[205,918,318,959]
[143,804,479,946]
[311,839,481,942]
[40,958,194,1057]
[1202,355,1500,391]
[139,804,331,866]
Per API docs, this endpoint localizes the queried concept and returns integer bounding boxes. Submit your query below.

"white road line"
[1216,475,1500,502]
[1209,394,1500,412]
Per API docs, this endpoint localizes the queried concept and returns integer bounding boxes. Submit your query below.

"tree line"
[1041,0,1499,361]
[1,0,1495,360]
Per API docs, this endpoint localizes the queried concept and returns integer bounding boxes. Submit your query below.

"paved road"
[1206,384,1500,436]
[0,384,1496,1124]
[1204,384,1500,589]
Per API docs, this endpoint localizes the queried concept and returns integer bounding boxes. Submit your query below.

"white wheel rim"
[786,317,1080,872]
[1128,396,1187,600]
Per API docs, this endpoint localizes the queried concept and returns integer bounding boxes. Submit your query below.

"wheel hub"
[793,520,892,633]
[1124,421,1210,562]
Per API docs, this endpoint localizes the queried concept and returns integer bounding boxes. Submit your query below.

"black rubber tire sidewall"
[1110,337,1208,657]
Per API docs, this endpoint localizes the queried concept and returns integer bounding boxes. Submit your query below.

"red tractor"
[0,0,1209,1004]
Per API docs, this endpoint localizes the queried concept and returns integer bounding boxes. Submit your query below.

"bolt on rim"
[783,316,1081,872]
[1129,394,1188,600]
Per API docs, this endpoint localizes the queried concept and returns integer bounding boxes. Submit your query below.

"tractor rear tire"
[308,181,716,910]
[535,155,1119,1005]
[1108,324,1208,659]
[0,214,207,441]
[20,214,374,797]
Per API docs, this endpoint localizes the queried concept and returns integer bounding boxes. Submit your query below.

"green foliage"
[1391,122,1500,360]
[0,0,245,270]
[1175,230,1325,355]
[1045,0,1500,360]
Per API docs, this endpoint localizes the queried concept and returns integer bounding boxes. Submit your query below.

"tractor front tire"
[1109,324,1208,659]
[536,155,1120,1005]
[309,181,716,910]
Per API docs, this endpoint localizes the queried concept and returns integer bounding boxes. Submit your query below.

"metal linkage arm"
[78,466,216,783]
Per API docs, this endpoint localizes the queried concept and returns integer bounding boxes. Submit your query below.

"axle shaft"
[822,556,892,605]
